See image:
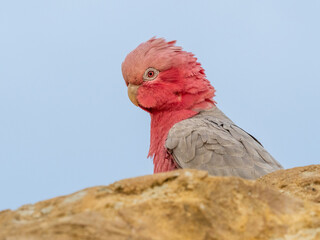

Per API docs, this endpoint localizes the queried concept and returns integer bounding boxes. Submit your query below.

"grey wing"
[165,113,283,180]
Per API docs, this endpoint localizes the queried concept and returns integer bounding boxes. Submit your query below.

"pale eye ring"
[143,67,159,81]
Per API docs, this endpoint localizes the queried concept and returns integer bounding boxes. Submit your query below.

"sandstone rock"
[0,166,320,240]
[258,165,320,203]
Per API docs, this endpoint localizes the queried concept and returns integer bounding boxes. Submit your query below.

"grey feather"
[165,107,283,179]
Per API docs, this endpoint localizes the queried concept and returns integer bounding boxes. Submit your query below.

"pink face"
[122,39,187,112]
[122,38,216,112]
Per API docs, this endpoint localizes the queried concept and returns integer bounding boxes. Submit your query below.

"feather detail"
[148,109,197,173]
[122,38,217,173]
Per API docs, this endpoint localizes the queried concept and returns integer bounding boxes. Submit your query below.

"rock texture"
[258,165,320,204]
[0,165,320,240]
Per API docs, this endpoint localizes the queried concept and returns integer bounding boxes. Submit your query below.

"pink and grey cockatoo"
[121,38,283,179]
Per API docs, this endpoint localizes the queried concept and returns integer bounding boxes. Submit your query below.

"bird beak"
[127,83,140,106]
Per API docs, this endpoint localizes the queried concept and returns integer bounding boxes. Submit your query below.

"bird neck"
[148,109,198,173]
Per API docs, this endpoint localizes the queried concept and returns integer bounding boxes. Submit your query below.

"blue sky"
[0,0,319,210]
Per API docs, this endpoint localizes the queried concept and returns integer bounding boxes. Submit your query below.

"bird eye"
[147,71,154,78]
[143,67,159,81]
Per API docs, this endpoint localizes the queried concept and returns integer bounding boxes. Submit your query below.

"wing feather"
[165,107,283,179]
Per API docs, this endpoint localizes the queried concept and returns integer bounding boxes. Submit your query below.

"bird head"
[121,38,216,113]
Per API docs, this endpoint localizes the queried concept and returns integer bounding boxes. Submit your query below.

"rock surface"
[0,165,320,240]
[258,165,320,203]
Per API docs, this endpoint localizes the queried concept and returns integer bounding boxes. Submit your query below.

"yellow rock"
[258,164,320,203]
[0,166,320,240]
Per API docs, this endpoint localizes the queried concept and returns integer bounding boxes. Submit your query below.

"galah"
[121,38,283,179]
